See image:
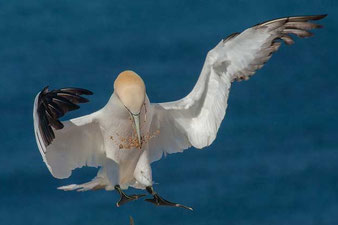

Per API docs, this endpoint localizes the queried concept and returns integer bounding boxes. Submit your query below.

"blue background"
[0,0,337,225]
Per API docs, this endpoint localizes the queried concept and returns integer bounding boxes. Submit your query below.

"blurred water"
[0,1,337,225]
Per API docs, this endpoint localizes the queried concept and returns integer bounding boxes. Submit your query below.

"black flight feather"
[36,86,93,147]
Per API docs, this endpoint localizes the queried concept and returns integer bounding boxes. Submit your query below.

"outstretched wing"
[33,87,105,179]
[149,14,326,162]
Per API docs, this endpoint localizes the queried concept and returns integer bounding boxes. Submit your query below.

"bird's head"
[114,70,146,147]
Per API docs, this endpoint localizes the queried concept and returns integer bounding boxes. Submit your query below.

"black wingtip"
[59,87,94,95]
[86,90,94,95]
[305,14,327,21]
[316,14,328,19]
[305,14,327,22]
[36,86,93,146]
[41,86,49,95]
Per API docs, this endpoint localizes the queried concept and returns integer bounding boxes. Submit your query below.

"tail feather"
[58,176,113,192]
[58,161,120,192]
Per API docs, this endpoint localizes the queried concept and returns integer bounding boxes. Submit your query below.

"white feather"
[33,94,105,179]
[148,15,324,162]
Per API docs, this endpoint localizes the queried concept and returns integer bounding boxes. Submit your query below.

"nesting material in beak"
[131,113,142,148]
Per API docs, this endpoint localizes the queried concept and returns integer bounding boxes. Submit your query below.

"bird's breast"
[103,97,157,151]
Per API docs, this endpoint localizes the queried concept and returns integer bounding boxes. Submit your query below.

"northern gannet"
[33,14,326,210]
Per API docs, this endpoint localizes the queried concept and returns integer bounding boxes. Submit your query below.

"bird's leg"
[144,186,193,211]
[114,185,146,207]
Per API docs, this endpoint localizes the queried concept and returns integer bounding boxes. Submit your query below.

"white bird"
[33,14,326,210]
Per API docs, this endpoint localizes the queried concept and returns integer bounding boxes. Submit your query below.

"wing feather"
[33,88,105,179]
[36,87,93,146]
[149,14,326,162]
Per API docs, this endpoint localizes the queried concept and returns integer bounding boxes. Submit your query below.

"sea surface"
[0,1,337,225]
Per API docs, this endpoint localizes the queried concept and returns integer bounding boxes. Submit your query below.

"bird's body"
[33,14,326,209]
[96,92,153,190]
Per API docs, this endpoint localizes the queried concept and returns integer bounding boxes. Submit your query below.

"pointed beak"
[131,113,142,148]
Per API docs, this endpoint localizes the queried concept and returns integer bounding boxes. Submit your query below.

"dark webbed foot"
[115,185,146,207]
[145,186,193,211]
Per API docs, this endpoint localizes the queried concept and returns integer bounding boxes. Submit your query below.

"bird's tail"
[58,176,111,192]
[58,167,115,192]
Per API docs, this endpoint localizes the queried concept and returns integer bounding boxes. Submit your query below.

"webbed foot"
[115,185,146,207]
[144,186,193,211]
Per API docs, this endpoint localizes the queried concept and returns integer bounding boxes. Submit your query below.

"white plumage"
[33,15,326,194]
